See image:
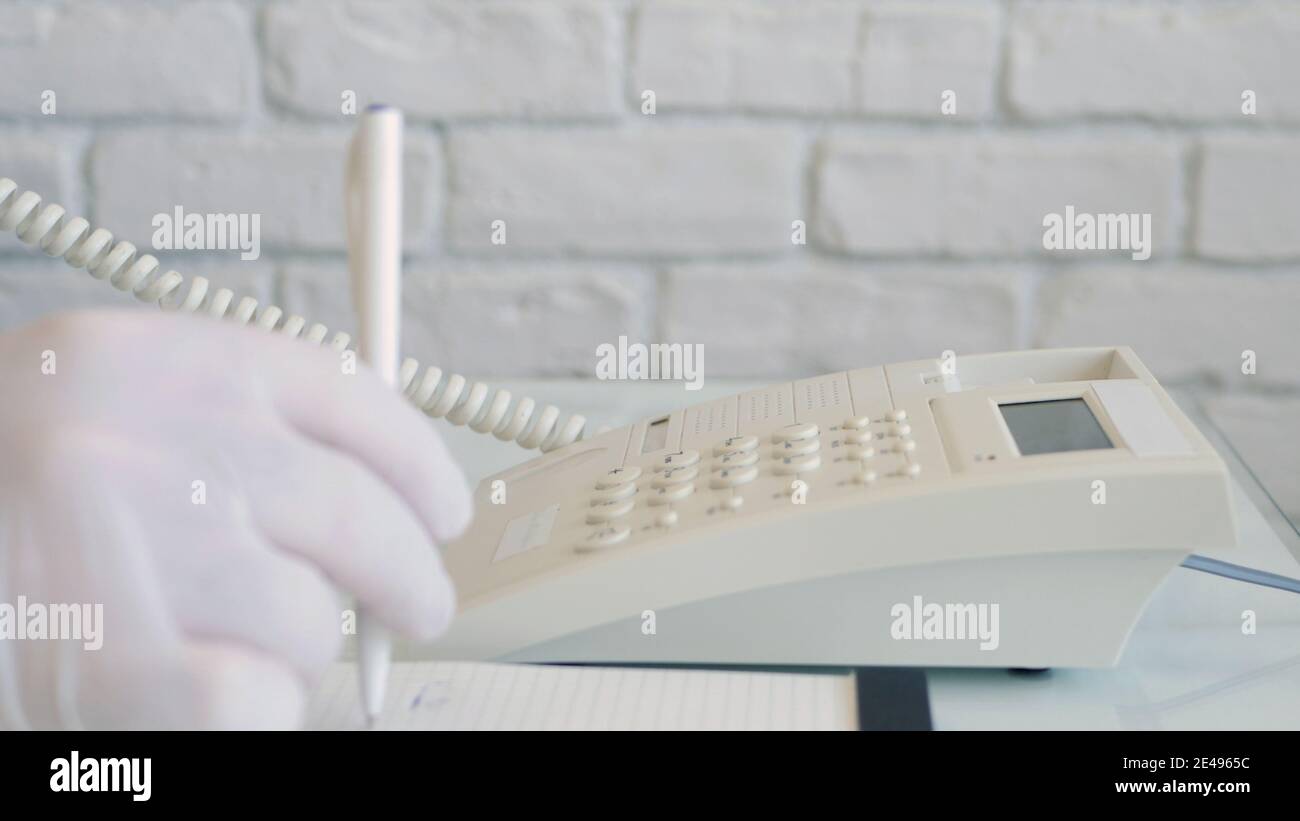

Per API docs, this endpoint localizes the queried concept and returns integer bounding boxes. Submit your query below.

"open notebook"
[306,661,858,731]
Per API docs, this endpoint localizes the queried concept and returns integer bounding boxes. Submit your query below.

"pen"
[346,104,404,726]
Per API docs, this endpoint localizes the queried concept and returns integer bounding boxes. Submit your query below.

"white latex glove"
[0,310,472,729]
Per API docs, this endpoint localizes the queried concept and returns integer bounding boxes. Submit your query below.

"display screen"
[642,416,670,453]
[999,398,1113,456]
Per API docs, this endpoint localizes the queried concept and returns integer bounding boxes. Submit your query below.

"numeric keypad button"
[772,423,819,443]
[577,526,631,551]
[713,435,758,455]
[591,482,637,503]
[846,445,875,461]
[709,465,759,489]
[652,465,700,488]
[652,450,700,471]
[716,449,759,469]
[773,453,822,475]
[648,482,695,506]
[595,466,641,489]
[587,498,635,524]
[774,437,820,458]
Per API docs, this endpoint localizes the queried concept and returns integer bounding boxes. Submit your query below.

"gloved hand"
[0,310,472,729]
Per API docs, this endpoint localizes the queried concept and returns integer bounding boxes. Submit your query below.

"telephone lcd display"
[999,398,1113,456]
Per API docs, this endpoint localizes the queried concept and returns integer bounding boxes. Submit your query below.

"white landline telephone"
[436,349,1239,668]
[0,176,1251,670]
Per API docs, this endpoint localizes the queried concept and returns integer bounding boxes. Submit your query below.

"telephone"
[0,178,1261,669]
[434,347,1241,668]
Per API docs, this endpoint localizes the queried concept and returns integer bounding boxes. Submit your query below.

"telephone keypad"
[576,400,922,550]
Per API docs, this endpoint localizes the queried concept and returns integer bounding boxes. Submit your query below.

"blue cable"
[1181,554,1300,595]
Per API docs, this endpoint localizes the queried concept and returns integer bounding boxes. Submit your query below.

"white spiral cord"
[0,177,586,452]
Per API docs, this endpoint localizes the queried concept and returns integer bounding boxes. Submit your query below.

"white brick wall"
[264,0,622,120]
[1008,1,1300,122]
[0,2,256,120]
[814,135,1181,256]
[1038,267,1300,387]
[1196,136,1300,260]
[632,1,1001,117]
[447,126,801,255]
[91,129,442,252]
[1,0,1298,506]
[663,264,1023,374]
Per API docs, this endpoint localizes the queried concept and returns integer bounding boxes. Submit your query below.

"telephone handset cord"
[0,177,586,452]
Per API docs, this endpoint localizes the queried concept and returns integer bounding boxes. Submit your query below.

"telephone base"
[435,548,1188,669]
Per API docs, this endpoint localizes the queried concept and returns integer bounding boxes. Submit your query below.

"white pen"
[346,104,404,726]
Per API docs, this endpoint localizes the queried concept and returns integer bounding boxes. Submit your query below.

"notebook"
[305,661,859,731]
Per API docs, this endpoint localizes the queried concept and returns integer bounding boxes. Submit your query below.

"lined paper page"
[306,662,857,731]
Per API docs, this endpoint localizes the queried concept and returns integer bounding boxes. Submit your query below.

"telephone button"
[902,463,922,479]
[842,416,871,431]
[887,409,908,423]
[595,466,642,489]
[853,469,879,485]
[774,437,820,458]
[713,435,758,455]
[586,498,635,523]
[648,482,695,506]
[774,453,822,475]
[653,450,700,471]
[715,449,759,469]
[653,465,699,488]
[846,445,875,461]
[772,423,819,443]
[655,511,679,528]
[590,482,637,503]
[577,525,631,551]
[844,430,876,445]
[709,465,758,489]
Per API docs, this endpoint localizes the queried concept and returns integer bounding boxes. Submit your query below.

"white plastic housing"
[434,348,1237,668]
